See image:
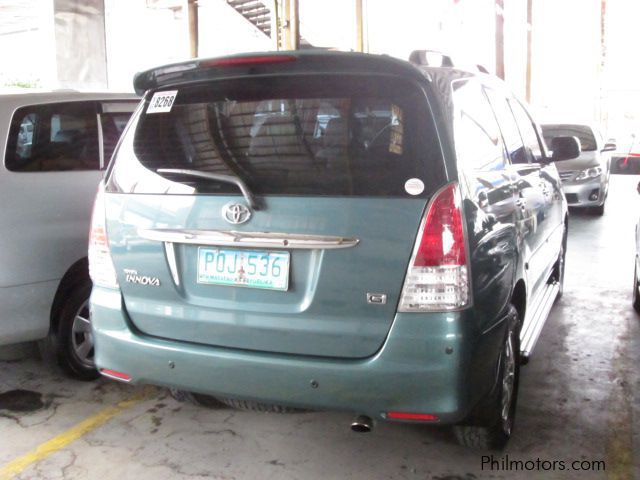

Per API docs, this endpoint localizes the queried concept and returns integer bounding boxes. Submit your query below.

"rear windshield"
[107,75,443,197]
[542,124,597,151]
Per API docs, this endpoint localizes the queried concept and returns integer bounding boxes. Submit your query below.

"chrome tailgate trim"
[138,228,360,250]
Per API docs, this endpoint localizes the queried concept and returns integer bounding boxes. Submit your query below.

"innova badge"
[222,203,252,224]
[123,269,160,286]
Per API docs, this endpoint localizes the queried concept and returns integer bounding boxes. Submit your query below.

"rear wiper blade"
[157,169,261,210]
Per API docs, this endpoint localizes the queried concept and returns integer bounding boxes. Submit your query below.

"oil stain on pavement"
[0,390,44,413]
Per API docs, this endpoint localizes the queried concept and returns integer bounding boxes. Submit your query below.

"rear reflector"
[200,55,297,68]
[398,182,470,311]
[386,412,438,422]
[100,368,132,382]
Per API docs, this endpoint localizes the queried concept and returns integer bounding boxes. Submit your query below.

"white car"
[0,91,138,379]
[542,123,616,215]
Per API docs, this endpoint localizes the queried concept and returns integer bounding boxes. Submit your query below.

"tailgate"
[105,72,444,358]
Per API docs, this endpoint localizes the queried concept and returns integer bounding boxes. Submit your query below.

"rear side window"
[100,102,137,163]
[541,124,597,151]
[451,79,505,171]
[508,99,544,162]
[107,75,444,197]
[483,88,529,164]
[5,102,99,172]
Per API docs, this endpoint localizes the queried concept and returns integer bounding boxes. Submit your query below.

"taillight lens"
[398,182,470,311]
[88,183,119,289]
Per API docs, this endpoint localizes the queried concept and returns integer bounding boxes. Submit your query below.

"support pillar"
[187,0,198,58]
[355,0,364,52]
[525,0,533,102]
[495,0,505,80]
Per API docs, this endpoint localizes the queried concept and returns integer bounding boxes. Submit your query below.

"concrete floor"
[1,175,639,480]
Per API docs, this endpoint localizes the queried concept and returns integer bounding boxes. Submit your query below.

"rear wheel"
[54,278,99,381]
[454,307,520,449]
[633,263,640,314]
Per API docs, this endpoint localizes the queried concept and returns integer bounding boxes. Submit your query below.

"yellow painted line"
[605,316,635,480]
[0,387,153,480]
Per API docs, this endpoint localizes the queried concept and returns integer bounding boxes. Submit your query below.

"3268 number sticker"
[146,90,178,114]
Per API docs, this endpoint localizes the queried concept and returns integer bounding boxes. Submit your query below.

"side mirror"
[602,142,617,152]
[551,136,581,161]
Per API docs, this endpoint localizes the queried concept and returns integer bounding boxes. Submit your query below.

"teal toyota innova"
[89,51,579,448]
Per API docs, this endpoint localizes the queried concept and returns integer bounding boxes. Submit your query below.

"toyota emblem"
[222,203,252,224]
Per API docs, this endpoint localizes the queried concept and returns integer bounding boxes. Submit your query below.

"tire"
[216,397,303,413]
[552,226,567,299]
[53,278,99,380]
[633,263,640,314]
[592,202,605,216]
[454,307,521,449]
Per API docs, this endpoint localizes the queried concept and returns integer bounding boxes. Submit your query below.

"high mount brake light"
[398,182,470,312]
[199,55,297,68]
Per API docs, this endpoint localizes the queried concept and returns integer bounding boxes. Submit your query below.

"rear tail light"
[398,182,470,312]
[88,183,119,289]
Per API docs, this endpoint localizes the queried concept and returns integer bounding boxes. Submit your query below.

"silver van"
[0,92,138,379]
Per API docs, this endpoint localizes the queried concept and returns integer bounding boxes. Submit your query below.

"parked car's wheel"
[553,227,567,299]
[454,306,520,449]
[592,202,605,216]
[216,397,303,413]
[54,278,100,380]
[633,263,640,314]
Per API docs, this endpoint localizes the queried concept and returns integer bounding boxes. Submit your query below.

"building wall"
[54,0,108,90]
[0,0,56,90]
[104,0,190,92]
[531,0,601,124]
[197,0,271,58]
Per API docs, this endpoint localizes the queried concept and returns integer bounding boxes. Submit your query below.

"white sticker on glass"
[147,90,178,114]
[404,178,425,196]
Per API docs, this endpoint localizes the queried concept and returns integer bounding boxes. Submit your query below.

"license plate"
[197,247,290,291]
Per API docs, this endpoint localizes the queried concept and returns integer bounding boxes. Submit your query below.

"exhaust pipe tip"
[351,415,373,433]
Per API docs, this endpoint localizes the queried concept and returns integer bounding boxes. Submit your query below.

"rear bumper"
[561,177,607,207]
[91,288,505,425]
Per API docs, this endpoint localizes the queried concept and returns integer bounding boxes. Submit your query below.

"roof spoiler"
[132,51,430,96]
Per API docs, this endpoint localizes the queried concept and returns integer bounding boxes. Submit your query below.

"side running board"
[519,282,560,361]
